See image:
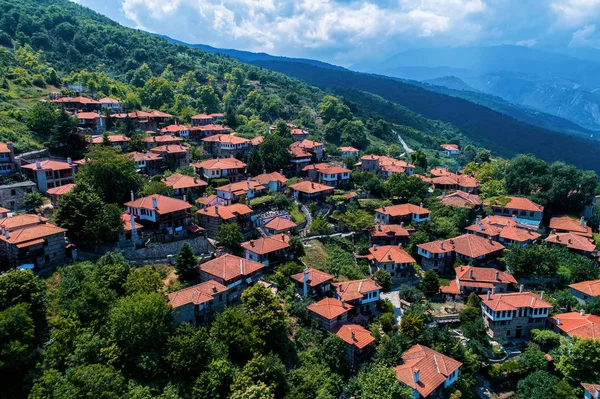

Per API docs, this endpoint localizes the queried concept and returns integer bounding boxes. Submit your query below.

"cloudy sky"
[72,0,600,65]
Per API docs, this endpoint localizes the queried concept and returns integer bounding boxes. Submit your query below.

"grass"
[288,203,305,224]
[300,240,328,270]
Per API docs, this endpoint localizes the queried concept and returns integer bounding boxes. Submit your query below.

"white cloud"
[516,38,537,47]
[551,0,600,28]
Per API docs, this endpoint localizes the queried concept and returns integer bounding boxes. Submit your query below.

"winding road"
[393,129,415,154]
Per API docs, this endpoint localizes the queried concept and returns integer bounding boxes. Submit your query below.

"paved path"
[393,129,415,154]
[381,288,403,324]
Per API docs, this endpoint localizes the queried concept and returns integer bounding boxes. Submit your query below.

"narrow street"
[393,129,415,154]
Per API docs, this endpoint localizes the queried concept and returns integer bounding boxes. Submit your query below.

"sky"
[71,0,600,66]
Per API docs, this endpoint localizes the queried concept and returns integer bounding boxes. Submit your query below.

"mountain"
[250,59,600,172]
[423,76,478,92]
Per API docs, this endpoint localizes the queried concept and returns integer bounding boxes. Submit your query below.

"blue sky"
[71,0,600,65]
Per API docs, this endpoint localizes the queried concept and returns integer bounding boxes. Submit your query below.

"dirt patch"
[300,240,328,269]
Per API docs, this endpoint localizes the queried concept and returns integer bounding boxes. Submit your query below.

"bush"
[379,312,396,332]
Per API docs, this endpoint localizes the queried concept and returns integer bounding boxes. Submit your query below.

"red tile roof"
[46,183,75,196]
[0,142,11,153]
[120,213,143,232]
[150,144,189,154]
[198,254,265,282]
[440,279,461,295]
[376,203,430,217]
[142,134,184,144]
[197,203,253,220]
[90,134,130,144]
[264,217,297,231]
[582,383,600,396]
[124,195,191,215]
[98,97,121,104]
[549,311,600,340]
[291,267,334,287]
[202,134,250,145]
[252,172,287,185]
[331,324,375,349]
[339,146,359,152]
[0,214,47,231]
[394,345,462,398]
[21,160,73,171]
[296,139,323,149]
[0,223,66,245]
[487,196,544,212]
[429,167,454,177]
[160,124,190,134]
[455,266,517,286]
[441,144,459,151]
[51,96,99,104]
[569,279,600,298]
[439,191,482,208]
[546,232,596,252]
[289,145,312,158]
[333,279,382,302]
[250,136,264,146]
[368,245,416,264]
[480,291,552,311]
[549,216,592,237]
[194,157,246,170]
[164,173,207,190]
[241,234,290,255]
[75,111,104,120]
[418,234,506,258]
[129,151,163,162]
[499,226,541,242]
[370,224,414,238]
[167,280,228,307]
[307,298,352,320]
[289,181,334,194]
[216,180,265,195]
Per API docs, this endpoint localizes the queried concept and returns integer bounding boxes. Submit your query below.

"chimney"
[581,216,585,227]
[215,206,219,213]
[487,216,491,223]
[413,368,420,383]
[556,318,561,325]
[520,284,524,293]
[36,162,42,169]
[580,309,585,316]
[491,287,495,295]
[240,259,243,274]
[441,191,445,199]
[351,330,356,341]
[152,197,158,209]
[512,214,517,222]
[303,268,309,297]
[540,291,545,300]
[460,265,463,272]
[4,229,9,239]
[193,176,198,183]
[495,271,500,280]
[250,240,255,247]
[487,290,491,300]
[130,190,135,202]
[183,194,187,203]
[130,214,137,234]
[38,214,43,223]
[146,151,151,158]
[67,157,72,165]
[478,223,483,231]
[469,269,473,279]
[440,242,444,250]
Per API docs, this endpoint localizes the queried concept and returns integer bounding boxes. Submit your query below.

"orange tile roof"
[487,196,544,212]
[0,142,11,153]
[439,191,482,208]
[98,97,120,104]
[167,280,228,307]
[418,234,505,258]
[160,124,190,134]
[51,96,99,104]
[297,139,323,149]
[75,111,104,120]
[250,136,264,146]
[455,266,517,286]
[370,224,414,238]
[241,234,290,255]
[0,223,66,245]
[0,214,47,231]
[582,383,600,396]
[331,323,375,349]
[569,279,600,298]
[480,291,552,311]
[307,298,352,320]
[124,195,191,215]
[440,279,461,295]
[333,279,382,302]
[216,180,265,194]
[368,245,416,264]
[291,127,309,136]
[202,134,250,145]
[289,145,312,158]
[339,146,359,152]
[120,213,143,232]
[394,345,462,397]
[264,217,297,231]
[198,254,265,281]
[289,181,334,194]
[196,194,219,206]
[549,216,593,237]
[21,160,73,171]
[376,203,430,217]
[46,183,75,196]
[252,172,287,185]
[441,144,459,151]
[549,311,600,340]
[194,157,246,170]
[90,134,130,144]
[142,134,183,143]
[291,267,333,287]
[499,226,541,242]
[302,163,331,172]
[164,174,207,190]
[429,167,454,177]
[150,144,189,154]
[546,232,596,252]
[129,151,163,162]
[197,203,253,220]
[0,207,9,214]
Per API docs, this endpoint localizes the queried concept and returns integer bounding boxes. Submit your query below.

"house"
[440,266,518,298]
[307,298,353,330]
[331,324,375,367]
[360,155,415,178]
[160,124,191,138]
[129,151,164,176]
[0,181,37,211]
[0,207,7,219]
[431,173,480,194]
[202,134,251,157]
[486,196,544,225]
[75,111,106,134]
[339,146,359,158]
[241,234,290,266]
[545,232,597,256]
[367,245,417,278]
[124,194,192,235]
[429,167,454,177]
[289,145,313,173]
[191,113,225,126]
[196,203,253,238]
[440,144,460,156]
[0,221,67,271]
[569,279,600,303]
[438,191,482,209]
[89,134,130,151]
[252,171,287,192]
[0,214,47,232]
[150,144,190,169]
[290,127,310,141]
[118,213,144,248]
[375,203,430,224]
[548,310,600,341]
[197,254,265,300]
[394,345,462,399]
[249,136,263,147]
[98,97,123,111]
[289,181,334,201]
[466,216,541,247]
[47,183,75,205]
[303,164,351,187]
[549,216,593,237]
[194,157,246,182]
[480,291,552,339]
[369,224,415,246]
[195,194,226,210]
[113,110,172,131]
[417,234,506,273]
[264,216,297,236]
[332,278,382,314]
[163,173,207,199]
[51,96,101,111]
[0,142,16,175]
[167,280,228,325]
[21,159,76,193]
[189,124,231,141]
[291,139,324,161]
[582,383,600,399]
[291,267,334,297]
[143,134,184,149]
[215,180,267,205]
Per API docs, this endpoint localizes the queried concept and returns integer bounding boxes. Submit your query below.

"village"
[2,91,600,399]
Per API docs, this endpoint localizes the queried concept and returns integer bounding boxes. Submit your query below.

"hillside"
[251,59,600,173]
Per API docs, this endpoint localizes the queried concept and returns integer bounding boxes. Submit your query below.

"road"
[381,288,403,324]
[393,129,415,154]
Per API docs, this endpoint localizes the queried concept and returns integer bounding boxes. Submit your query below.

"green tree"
[309,213,332,235]
[123,92,142,112]
[519,343,546,371]
[140,180,172,197]
[318,95,352,124]
[288,236,305,258]
[197,86,221,113]
[556,338,600,382]
[386,174,427,202]
[372,269,392,292]
[217,223,244,254]
[420,270,440,297]
[165,323,223,379]
[210,307,262,364]
[50,108,87,158]
[140,76,174,109]
[515,370,559,399]
[410,149,428,170]
[242,284,289,345]
[397,284,423,303]
[339,209,376,231]
[340,119,368,149]
[175,242,198,281]
[258,134,292,173]
[466,292,482,308]
[374,332,412,366]
[350,364,412,399]
[129,62,152,88]
[585,296,600,316]
[192,358,238,399]
[122,267,163,295]
[459,306,488,344]
[399,313,424,341]
[22,191,44,211]
[26,101,58,135]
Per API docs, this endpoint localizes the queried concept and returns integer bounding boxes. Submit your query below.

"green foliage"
[530,329,562,348]
[123,267,163,295]
[420,270,440,297]
[466,292,481,308]
[400,312,424,341]
[397,284,423,303]
[288,236,305,258]
[386,174,427,202]
[519,343,546,372]
[175,243,198,281]
[140,180,172,197]
[217,223,244,254]
[516,370,559,399]
[349,364,412,399]
[339,208,376,231]
[318,95,352,124]
[459,306,488,345]
[584,296,600,316]
[309,213,332,235]
[556,338,600,383]
[372,269,392,292]
[26,101,57,135]
[22,191,44,211]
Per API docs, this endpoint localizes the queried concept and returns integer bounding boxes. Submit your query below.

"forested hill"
[251,59,600,173]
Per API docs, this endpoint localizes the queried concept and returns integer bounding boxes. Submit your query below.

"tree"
[397,284,423,303]
[340,119,368,149]
[519,343,546,371]
[140,180,172,197]
[258,134,292,173]
[309,213,332,235]
[585,296,600,316]
[399,313,424,341]
[210,307,262,364]
[217,223,244,254]
[410,149,428,170]
[420,270,440,297]
[459,307,488,344]
[349,364,412,399]
[339,209,376,231]
[129,63,152,88]
[318,95,352,124]
[556,338,600,382]
[165,323,222,378]
[122,267,163,295]
[372,269,392,292]
[26,101,58,135]
[22,192,44,211]
[386,174,427,202]
[77,146,142,204]
[515,370,559,399]
[530,329,562,348]
[192,358,238,399]
[288,236,305,258]
[175,243,198,281]
[374,332,412,366]
[229,383,274,399]
[123,92,142,112]
[466,292,481,308]
[140,76,174,109]
[0,303,36,386]
[242,284,289,345]
[50,108,87,158]
[273,120,292,139]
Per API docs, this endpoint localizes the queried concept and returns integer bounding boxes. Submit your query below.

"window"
[10,189,16,196]
[506,330,511,336]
